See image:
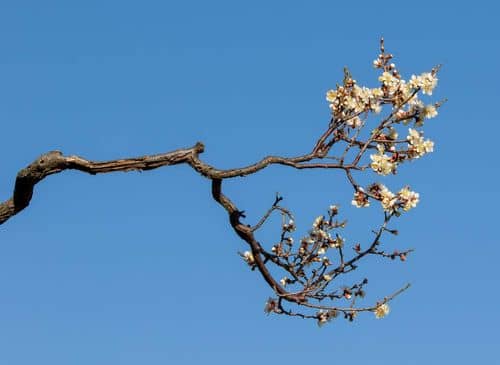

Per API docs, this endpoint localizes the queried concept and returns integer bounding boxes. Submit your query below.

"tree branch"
[1,140,354,226]
[0,40,442,325]
[0,143,204,225]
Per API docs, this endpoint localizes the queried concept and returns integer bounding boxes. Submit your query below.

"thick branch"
[211,179,289,298]
[0,143,204,225]
[1,142,352,226]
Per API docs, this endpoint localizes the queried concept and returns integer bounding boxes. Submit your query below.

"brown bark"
[0,141,352,226]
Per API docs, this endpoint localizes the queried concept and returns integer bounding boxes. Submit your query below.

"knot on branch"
[13,151,66,210]
[193,142,205,154]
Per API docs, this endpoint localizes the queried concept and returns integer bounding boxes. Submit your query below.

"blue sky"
[0,1,499,364]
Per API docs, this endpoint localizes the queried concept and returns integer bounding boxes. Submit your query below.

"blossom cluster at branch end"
[352,184,420,214]
[237,40,441,327]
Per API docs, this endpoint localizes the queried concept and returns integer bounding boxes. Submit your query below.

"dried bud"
[283,219,296,232]
[328,309,338,319]
[329,205,339,215]
[348,311,357,322]
[271,244,283,256]
[264,298,278,314]
[317,311,329,327]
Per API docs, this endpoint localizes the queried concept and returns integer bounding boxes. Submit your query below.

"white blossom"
[409,72,438,95]
[423,105,438,119]
[370,152,396,175]
[407,128,434,158]
[380,185,397,213]
[374,303,390,319]
[326,89,338,103]
[398,186,420,211]
[242,251,255,265]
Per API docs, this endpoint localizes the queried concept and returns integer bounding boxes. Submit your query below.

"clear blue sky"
[0,1,498,364]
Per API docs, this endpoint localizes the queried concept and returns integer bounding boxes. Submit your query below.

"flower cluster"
[351,183,420,214]
[367,125,435,177]
[378,185,397,212]
[252,198,406,325]
[356,183,420,213]
[326,78,384,120]
[329,44,441,178]
[372,47,438,101]
[370,148,397,175]
[238,40,441,326]
[303,209,346,257]
[409,72,438,95]
[422,105,438,119]
[398,186,420,211]
[407,128,434,158]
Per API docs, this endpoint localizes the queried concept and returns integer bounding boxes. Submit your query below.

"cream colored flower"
[312,215,324,230]
[370,152,396,175]
[371,102,382,114]
[409,74,421,89]
[379,71,395,85]
[353,85,372,108]
[329,235,344,249]
[380,185,396,212]
[317,229,329,240]
[423,105,438,119]
[407,128,421,144]
[409,72,438,95]
[326,89,338,103]
[346,115,363,128]
[242,251,255,265]
[343,95,365,113]
[421,72,438,95]
[423,140,434,153]
[399,81,414,99]
[323,274,332,282]
[407,128,434,158]
[374,303,390,319]
[398,186,420,211]
[371,87,384,98]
